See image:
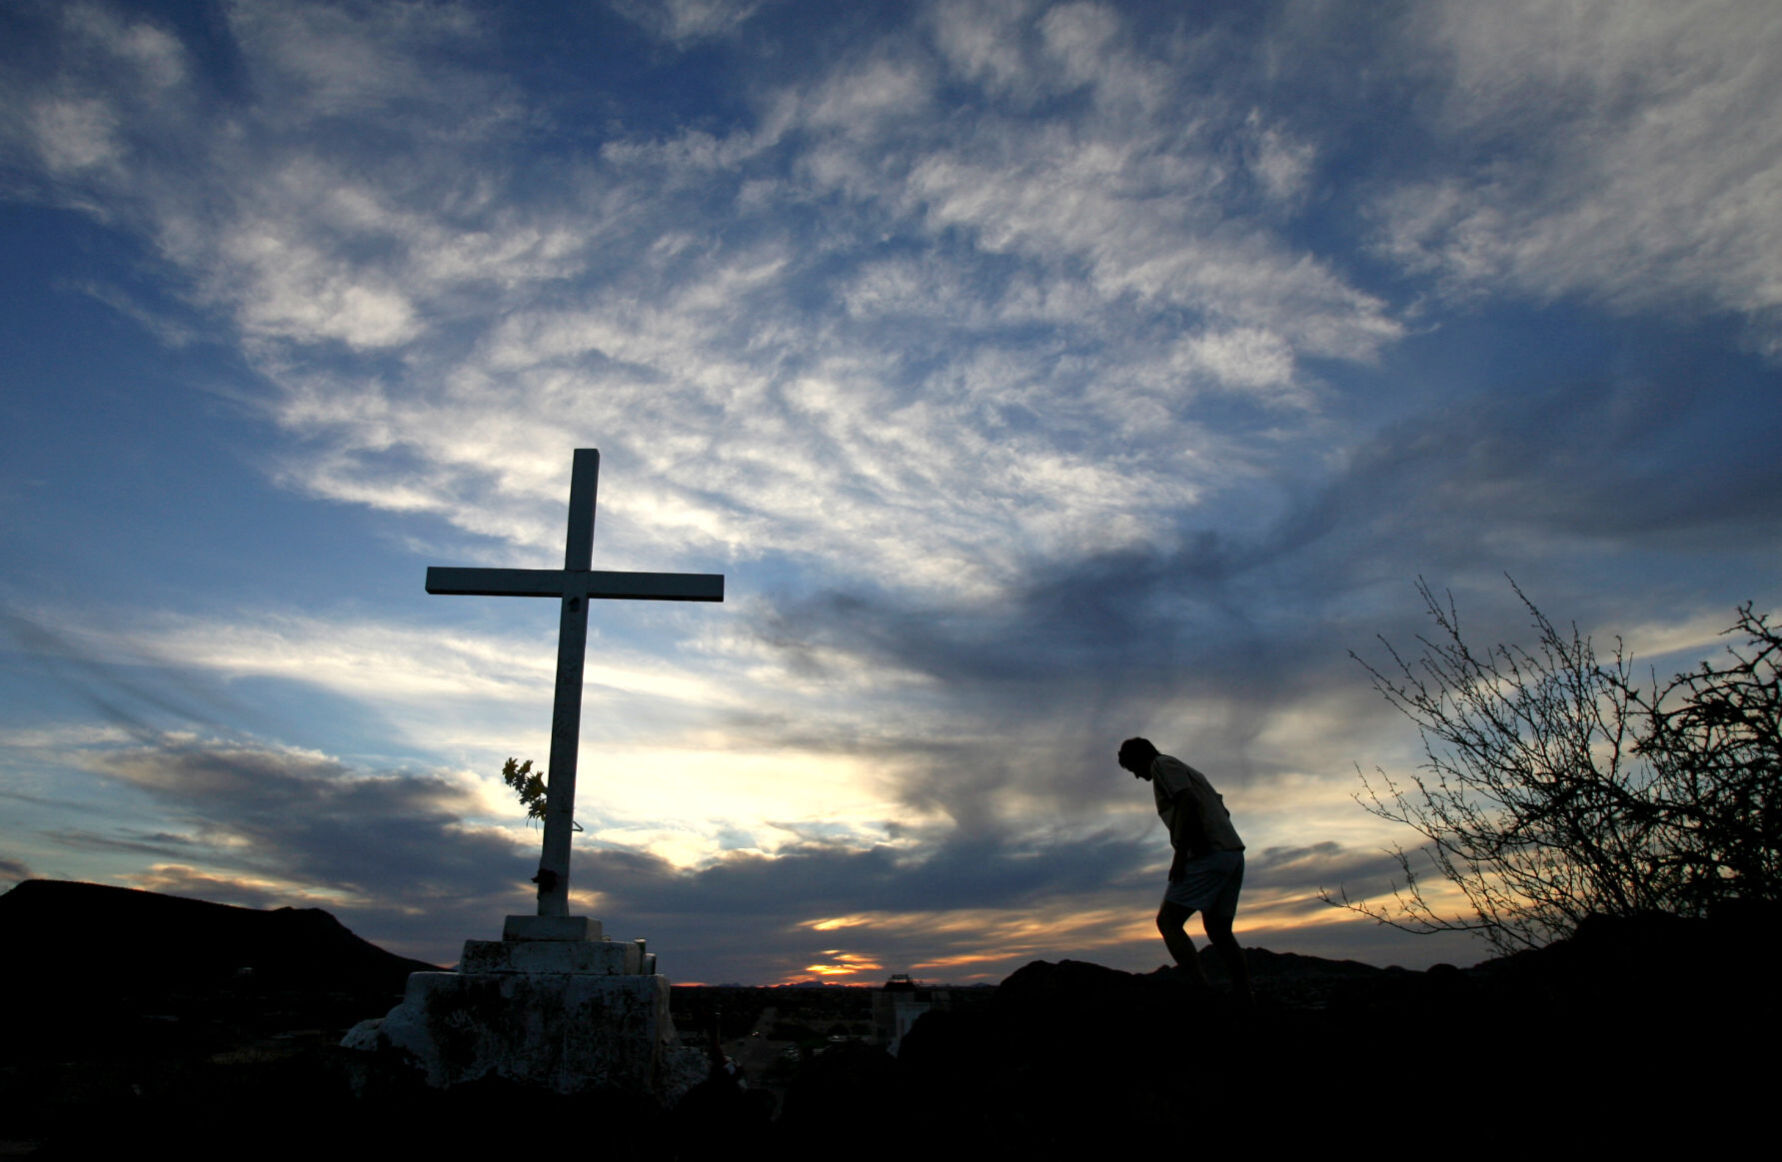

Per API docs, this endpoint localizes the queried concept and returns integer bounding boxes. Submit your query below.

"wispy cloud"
[4,0,1407,596]
[1373,0,1782,346]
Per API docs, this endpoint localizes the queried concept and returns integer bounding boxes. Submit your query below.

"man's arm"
[1167,789,1212,879]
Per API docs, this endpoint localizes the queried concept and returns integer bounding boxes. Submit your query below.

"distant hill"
[0,879,435,1007]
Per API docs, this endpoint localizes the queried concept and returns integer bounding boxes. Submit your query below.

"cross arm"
[583,571,724,602]
[427,567,568,597]
[426,566,724,601]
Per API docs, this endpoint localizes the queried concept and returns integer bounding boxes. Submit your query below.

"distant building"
[871,973,952,1056]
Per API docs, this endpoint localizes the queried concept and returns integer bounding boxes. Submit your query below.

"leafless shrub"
[1327,580,1779,955]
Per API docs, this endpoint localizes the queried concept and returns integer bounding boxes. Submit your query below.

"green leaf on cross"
[502,757,548,822]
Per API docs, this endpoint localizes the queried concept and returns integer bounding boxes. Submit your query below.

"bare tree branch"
[1325,580,1780,955]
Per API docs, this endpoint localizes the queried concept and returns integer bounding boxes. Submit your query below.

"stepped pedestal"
[343,915,701,1099]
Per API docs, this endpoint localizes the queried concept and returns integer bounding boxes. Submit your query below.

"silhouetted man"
[1118,737,1253,1004]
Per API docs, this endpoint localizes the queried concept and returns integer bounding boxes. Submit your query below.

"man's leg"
[1201,912,1253,1005]
[1157,901,1208,984]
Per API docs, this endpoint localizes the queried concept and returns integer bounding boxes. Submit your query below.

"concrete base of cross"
[342,915,703,1101]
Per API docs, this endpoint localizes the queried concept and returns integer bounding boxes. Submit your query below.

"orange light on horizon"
[795,949,884,980]
[750,891,1422,986]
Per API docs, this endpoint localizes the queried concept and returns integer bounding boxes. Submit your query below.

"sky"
[1,0,1778,985]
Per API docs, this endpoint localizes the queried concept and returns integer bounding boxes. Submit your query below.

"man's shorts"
[1162,849,1244,918]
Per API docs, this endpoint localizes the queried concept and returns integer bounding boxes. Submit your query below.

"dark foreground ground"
[2,882,1773,1157]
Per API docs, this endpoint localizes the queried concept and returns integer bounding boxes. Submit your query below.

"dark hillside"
[0,879,434,1001]
[0,880,440,1155]
[851,909,1776,1152]
[0,878,434,1069]
[0,881,1769,1156]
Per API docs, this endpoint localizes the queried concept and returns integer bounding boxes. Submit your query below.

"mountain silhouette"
[0,879,434,1016]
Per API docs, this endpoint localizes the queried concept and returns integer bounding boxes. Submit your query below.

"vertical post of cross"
[536,448,599,916]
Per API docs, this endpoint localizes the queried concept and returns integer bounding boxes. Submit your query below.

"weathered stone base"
[342,917,698,1101]
[348,971,675,1096]
[345,969,680,1097]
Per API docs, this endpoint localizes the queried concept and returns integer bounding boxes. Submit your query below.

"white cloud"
[220,216,422,349]
[611,0,765,45]
[1039,2,1121,77]
[1243,111,1314,205]
[0,723,136,751]
[599,128,769,176]
[1038,0,1162,111]
[1179,327,1299,394]
[224,0,490,124]
[928,0,1042,100]
[803,57,937,129]
[62,2,190,90]
[4,5,184,179]
[1377,0,1782,342]
[110,610,751,726]
[30,98,120,174]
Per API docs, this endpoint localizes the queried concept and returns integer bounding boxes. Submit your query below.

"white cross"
[427,449,723,917]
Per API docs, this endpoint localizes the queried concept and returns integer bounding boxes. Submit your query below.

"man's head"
[1118,737,1160,778]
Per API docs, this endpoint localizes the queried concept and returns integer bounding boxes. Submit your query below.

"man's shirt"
[1150,755,1245,853]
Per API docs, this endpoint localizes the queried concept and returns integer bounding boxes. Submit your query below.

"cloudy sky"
[2,0,1777,983]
